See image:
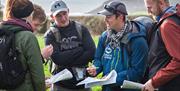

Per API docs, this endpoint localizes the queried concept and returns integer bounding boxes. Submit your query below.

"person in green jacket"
[2,0,46,91]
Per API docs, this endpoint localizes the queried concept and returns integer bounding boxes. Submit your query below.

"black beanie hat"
[12,0,34,18]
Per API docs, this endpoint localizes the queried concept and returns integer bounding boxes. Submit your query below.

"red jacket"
[152,4,180,88]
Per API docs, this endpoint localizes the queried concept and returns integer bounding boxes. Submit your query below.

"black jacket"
[44,21,96,89]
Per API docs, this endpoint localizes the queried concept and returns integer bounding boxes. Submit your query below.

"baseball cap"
[50,0,68,16]
[98,1,128,16]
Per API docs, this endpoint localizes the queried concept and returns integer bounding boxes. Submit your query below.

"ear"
[176,4,180,16]
[159,0,166,9]
[159,0,163,5]
[119,14,125,21]
[26,16,32,21]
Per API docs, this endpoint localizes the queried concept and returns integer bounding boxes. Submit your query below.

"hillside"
[88,0,180,15]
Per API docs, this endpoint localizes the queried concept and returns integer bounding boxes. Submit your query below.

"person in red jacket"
[142,0,180,91]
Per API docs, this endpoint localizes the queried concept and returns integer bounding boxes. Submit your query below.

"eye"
[106,15,113,19]
[62,12,67,15]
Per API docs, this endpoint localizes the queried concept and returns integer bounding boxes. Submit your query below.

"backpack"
[137,14,179,83]
[130,14,180,83]
[133,16,155,45]
[0,27,26,89]
[45,21,82,74]
[147,13,180,79]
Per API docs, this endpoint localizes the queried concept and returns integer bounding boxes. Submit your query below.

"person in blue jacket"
[87,1,148,91]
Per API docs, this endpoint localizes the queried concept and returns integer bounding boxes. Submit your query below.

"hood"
[1,18,33,32]
[160,4,178,21]
[120,21,146,44]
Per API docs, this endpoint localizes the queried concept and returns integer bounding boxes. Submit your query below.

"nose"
[61,15,66,21]
[104,17,109,22]
[104,17,110,27]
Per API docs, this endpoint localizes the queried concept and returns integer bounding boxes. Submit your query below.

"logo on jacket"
[103,46,113,60]
[105,47,112,54]
[60,36,81,50]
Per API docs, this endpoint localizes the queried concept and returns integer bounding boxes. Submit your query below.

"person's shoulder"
[100,31,108,37]
[44,27,55,37]
[72,20,87,30]
[16,30,36,39]
[161,15,179,28]
[73,20,83,26]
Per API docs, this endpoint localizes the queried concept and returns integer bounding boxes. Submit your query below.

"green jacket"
[2,25,45,91]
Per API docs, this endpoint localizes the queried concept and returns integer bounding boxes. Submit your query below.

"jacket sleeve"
[71,26,96,66]
[152,18,180,88]
[93,32,107,75]
[22,32,45,91]
[116,37,148,85]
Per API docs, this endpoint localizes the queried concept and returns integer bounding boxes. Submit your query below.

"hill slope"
[88,0,179,14]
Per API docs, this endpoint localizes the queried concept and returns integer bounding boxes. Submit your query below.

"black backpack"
[0,27,26,89]
[136,14,179,83]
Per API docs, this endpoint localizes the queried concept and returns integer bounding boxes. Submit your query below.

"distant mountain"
[88,0,179,14]
[0,0,3,9]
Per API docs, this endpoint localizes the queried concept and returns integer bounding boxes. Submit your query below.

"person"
[27,4,46,32]
[26,4,53,89]
[87,1,148,91]
[2,0,46,91]
[142,0,180,91]
[44,0,96,91]
[4,2,53,60]
[27,4,53,59]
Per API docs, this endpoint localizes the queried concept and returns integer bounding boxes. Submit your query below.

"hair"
[164,0,169,3]
[153,0,169,3]
[3,0,34,20]
[115,13,126,22]
[31,4,46,23]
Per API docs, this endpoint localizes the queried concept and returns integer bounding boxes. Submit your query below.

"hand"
[142,79,155,91]
[86,66,97,76]
[41,44,53,59]
[45,81,51,89]
[45,77,51,89]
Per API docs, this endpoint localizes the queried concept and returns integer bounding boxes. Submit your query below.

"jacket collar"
[2,18,33,32]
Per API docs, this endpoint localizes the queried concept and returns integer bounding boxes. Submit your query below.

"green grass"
[36,34,102,91]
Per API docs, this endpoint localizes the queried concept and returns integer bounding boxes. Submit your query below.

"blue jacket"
[93,22,148,91]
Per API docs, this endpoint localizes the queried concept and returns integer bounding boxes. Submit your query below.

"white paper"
[77,70,117,88]
[121,80,144,90]
[46,69,73,84]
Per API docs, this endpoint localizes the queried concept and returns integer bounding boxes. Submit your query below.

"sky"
[1,0,179,15]
[1,0,107,14]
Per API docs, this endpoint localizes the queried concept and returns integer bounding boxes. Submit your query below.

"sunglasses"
[104,4,117,14]
[104,3,126,15]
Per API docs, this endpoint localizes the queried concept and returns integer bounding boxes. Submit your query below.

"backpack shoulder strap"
[49,27,61,42]
[168,14,180,25]
[74,21,82,40]
[156,14,180,30]
[50,21,83,42]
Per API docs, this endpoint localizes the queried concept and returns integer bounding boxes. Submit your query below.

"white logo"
[105,47,112,54]
[0,37,5,44]
[103,46,113,60]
